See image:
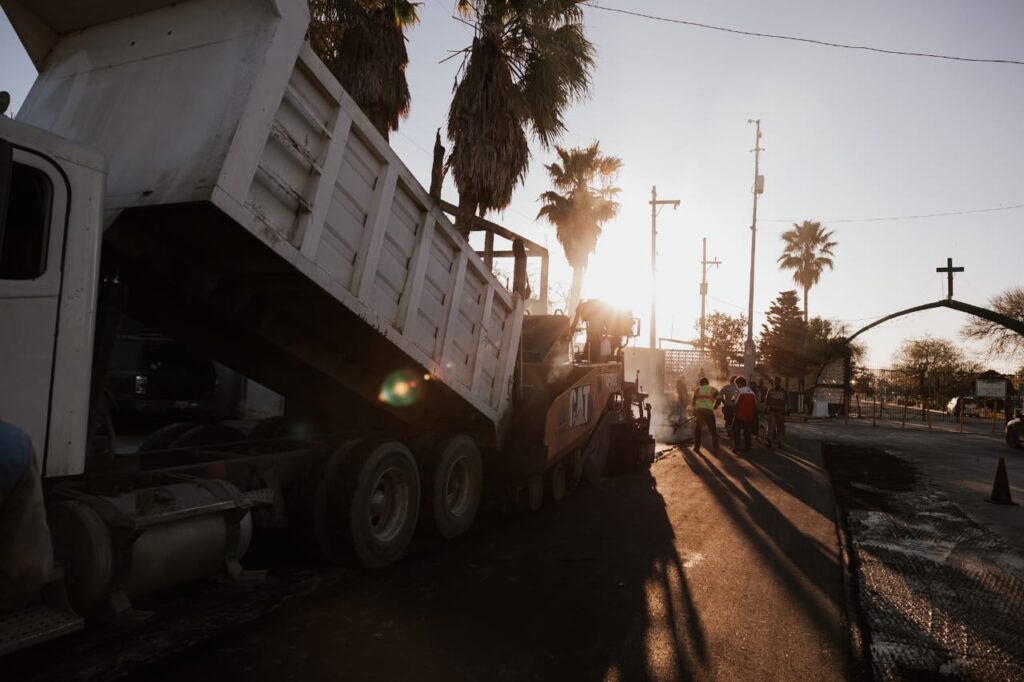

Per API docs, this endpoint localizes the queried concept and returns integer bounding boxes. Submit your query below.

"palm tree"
[447,0,594,238]
[777,220,837,322]
[308,0,420,140]
[537,143,622,314]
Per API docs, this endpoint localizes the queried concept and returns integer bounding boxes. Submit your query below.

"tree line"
[308,0,617,315]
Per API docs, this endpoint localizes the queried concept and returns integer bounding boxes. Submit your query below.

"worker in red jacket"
[731,377,758,453]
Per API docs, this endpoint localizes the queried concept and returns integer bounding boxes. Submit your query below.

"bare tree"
[961,286,1024,361]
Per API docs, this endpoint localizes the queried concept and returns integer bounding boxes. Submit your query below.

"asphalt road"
[788,419,1024,555]
[134,438,852,682]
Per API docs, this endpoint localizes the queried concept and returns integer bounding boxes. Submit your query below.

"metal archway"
[846,298,1024,344]
[811,298,1024,412]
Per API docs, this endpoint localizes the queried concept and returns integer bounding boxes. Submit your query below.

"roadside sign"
[975,378,1007,398]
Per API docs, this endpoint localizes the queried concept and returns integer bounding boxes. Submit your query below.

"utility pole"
[743,119,764,378]
[649,185,681,349]
[699,237,721,360]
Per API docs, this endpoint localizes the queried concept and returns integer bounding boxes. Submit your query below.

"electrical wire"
[764,203,1024,224]
[581,2,1024,66]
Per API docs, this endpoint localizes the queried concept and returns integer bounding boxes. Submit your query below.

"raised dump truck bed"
[9,0,522,445]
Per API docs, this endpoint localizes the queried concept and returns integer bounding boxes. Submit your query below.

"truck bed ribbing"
[8,0,523,450]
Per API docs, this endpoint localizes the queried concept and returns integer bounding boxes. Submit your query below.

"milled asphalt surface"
[129,433,852,682]
[788,419,1024,554]
[797,423,1024,680]
[20,417,1022,681]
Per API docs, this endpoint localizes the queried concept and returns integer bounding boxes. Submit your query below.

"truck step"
[0,604,84,656]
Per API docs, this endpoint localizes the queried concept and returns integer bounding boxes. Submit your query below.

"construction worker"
[675,377,689,421]
[765,376,788,447]
[732,377,758,453]
[719,375,739,431]
[0,420,53,609]
[692,377,719,454]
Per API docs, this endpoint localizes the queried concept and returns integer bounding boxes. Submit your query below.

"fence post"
[857,394,862,419]
[844,393,850,426]
[902,399,907,428]
[872,393,878,427]
[927,399,933,429]
[959,401,965,433]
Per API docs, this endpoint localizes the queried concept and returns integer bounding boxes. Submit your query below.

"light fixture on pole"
[649,185,681,349]
[743,119,764,378]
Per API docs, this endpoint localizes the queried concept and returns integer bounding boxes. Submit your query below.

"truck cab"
[0,117,105,479]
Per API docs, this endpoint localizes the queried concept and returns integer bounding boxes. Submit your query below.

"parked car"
[946,396,981,418]
[1006,412,1023,449]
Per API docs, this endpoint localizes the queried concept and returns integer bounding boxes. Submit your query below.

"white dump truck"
[0,0,653,654]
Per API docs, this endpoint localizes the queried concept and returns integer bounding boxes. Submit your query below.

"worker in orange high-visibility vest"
[692,377,719,454]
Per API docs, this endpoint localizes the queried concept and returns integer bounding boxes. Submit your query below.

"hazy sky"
[2,1,1023,370]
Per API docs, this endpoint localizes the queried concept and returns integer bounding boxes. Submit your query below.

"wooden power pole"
[699,237,721,359]
[649,185,681,349]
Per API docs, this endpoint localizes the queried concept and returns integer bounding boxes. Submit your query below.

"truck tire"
[136,422,198,452]
[567,450,583,490]
[519,474,544,513]
[547,461,567,502]
[342,440,420,568]
[417,435,482,539]
[313,438,364,560]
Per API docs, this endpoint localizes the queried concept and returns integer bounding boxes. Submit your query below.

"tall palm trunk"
[803,285,809,322]
[568,266,584,315]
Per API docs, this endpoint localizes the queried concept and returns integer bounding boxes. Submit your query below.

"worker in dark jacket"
[0,420,53,609]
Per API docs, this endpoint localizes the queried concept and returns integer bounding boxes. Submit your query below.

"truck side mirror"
[0,138,12,252]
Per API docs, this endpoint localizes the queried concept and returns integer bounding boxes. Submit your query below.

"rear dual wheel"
[315,440,420,569]
[418,435,483,540]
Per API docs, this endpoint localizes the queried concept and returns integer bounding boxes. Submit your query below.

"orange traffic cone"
[987,457,1018,506]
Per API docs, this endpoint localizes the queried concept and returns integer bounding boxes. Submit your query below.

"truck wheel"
[567,450,583,490]
[343,440,420,568]
[418,435,482,539]
[137,422,198,452]
[312,438,363,560]
[519,474,544,513]
[548,461,567,502]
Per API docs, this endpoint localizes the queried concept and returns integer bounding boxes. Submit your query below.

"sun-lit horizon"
[3,0,1022,372]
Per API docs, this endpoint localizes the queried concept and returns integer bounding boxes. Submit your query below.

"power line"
[581,3,1024,66]
[764,202,1024,224]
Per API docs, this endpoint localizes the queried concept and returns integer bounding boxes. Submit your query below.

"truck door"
[0,142,70,463]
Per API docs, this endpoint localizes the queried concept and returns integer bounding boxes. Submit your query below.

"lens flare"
[378,369,423,407]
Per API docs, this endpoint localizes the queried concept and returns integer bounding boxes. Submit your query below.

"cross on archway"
[936,257,964,300]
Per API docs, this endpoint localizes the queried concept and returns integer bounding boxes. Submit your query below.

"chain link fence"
[844,366,1024,431]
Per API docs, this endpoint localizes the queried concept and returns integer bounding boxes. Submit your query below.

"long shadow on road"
[679,443,850,678]
[135,469,706,682]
